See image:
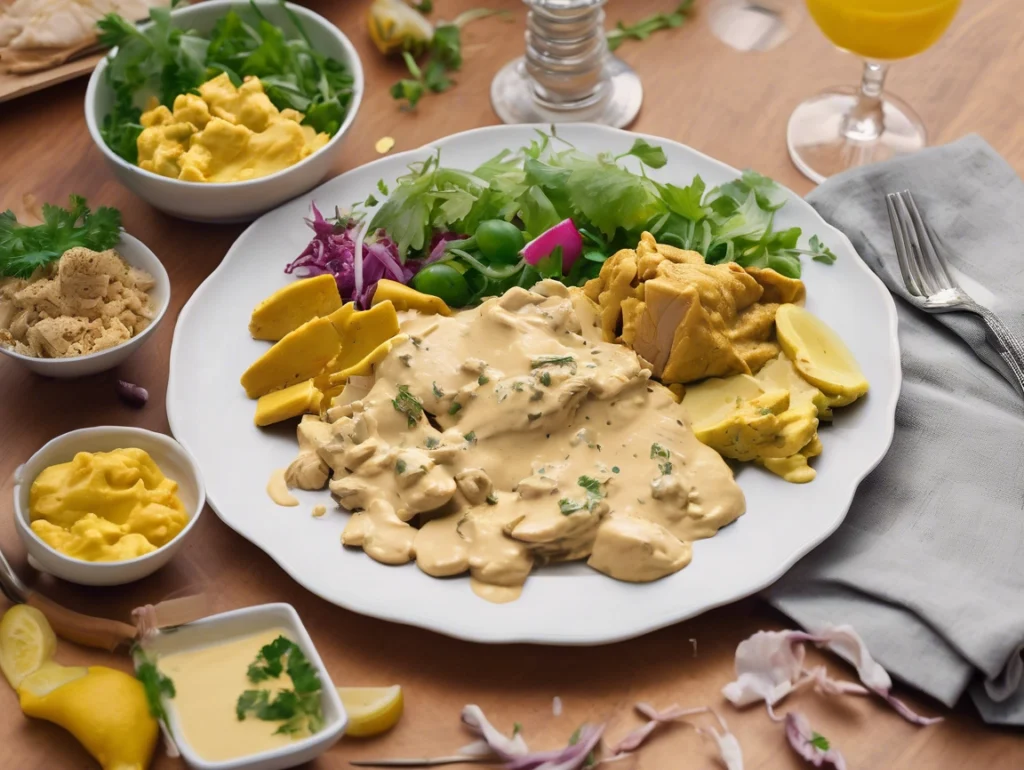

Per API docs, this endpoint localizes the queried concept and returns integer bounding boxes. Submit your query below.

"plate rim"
[167,123,902,645]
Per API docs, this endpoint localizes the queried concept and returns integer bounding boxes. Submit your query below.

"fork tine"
[893,194,937,296]
[886,194,922,296]
[897,191,946,295]
[901,191,960,291]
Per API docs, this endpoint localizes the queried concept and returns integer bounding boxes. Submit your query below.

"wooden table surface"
[1,1,1022,768]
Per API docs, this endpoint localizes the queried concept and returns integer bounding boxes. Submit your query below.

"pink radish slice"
[521,219,583,271]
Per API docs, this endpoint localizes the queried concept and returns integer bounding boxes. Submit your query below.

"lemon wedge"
[18,661,88,697]
[338,685,404,737]
[0,605,57,688]
[775,304,869,401]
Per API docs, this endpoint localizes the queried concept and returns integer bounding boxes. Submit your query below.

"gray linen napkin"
[766,135,1024,725]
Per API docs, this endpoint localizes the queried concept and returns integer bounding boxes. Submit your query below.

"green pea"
[475,220,525,264]
[412,264,471,307]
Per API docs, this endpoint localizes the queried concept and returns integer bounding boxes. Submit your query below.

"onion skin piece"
[521,219,584,271]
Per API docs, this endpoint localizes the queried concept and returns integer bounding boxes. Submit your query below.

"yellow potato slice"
[240,316,341,399]
[371,279,451,316]
[248,275,342,341]
[775,304,868,401]
[254,379,323,427]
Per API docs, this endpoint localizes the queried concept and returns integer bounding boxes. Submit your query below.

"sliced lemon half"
[0,605,57,689]
[338,685,404,738]
[17,660,88,697]
[775,303,869,402]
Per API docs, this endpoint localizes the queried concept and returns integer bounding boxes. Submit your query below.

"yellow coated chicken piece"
[137,74,329,183]
[249,275,342,341]
[583,232,804,385]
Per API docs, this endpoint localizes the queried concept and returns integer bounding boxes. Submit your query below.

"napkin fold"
[767,135,1024,725]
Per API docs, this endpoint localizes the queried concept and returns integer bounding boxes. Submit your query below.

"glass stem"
[841,61,888,142]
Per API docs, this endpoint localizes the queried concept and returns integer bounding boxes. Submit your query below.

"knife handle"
[26,592,137,652]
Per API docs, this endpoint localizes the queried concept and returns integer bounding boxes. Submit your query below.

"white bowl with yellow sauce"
[138,603,347,770]
[0,232,171,378]
[83,1,364,224]
[12,426,205,586]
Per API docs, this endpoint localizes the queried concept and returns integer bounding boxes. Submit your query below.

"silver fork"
[886,190,1024,397]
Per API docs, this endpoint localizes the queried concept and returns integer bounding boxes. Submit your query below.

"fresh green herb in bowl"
[97,0,356,164]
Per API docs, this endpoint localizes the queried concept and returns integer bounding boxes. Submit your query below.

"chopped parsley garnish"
[513,381,525,392]
[448,401,463,416]
[463,431,476,443]
[133,647,175,727]
[425,437,440,449]
[432,381,444,398]
[512,722,523,737]
[478,374,490,385]
[237,636,324,736]
[530,390,543,401]
[650,443,671,460]
[612,466,620,473]
[530,355,576,372]
[539,372,552,386]
[810,732,830,751]
[486,493,498,505]
[558,498,586,515]
[528,412,542,422]
[559,476,605,515]
[392,385,423,427]
[396,459,407,474]
[759,407,773,415]
[659,461,672,475]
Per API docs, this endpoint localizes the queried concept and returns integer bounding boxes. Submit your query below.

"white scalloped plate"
[167,124,900,645]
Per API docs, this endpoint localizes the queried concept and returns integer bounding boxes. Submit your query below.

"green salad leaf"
[133,647,176,728]
[0,195,122,278]
[97,1,354,163]
[363,129,835,302]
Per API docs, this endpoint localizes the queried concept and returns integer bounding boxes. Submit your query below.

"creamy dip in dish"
[157,628,302,762]
[286,281,746,601]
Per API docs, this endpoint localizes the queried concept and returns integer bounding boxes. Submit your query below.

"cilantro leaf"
[0,195,122,278]
[134,650,175,725]
[237,636,324,735]
[810,732,830,751]
[808,234,838,264]
[619,138,667,169]
[392,385,424,427]
[606,1,693,51]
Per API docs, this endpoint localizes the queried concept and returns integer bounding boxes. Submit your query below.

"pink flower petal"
[698,711,744,770]
[784,712,847,769]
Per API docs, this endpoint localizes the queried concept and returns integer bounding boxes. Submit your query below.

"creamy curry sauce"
[286,281,746,601]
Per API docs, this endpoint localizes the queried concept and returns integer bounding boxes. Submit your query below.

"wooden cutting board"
[0,51,103,103]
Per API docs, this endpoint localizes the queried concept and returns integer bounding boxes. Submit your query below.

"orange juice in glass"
[788,0,961,183]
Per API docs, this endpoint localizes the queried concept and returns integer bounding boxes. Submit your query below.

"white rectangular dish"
[138,603,347,770]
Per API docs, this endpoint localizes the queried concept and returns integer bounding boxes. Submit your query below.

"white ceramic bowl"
[0,231,170,378]
[138,603,347,770]
[13,426,205,586]
[84,1,364,223]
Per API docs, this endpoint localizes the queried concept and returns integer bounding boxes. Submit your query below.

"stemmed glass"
[787,0,961,183]
[490,0,643,128]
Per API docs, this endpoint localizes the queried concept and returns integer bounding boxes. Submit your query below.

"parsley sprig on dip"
[237,635,325,736]
[97,1,355,163]
[0,195,121,278]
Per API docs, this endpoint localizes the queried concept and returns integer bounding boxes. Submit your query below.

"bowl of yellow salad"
[13,426,206,585]
[84,0,363,223]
